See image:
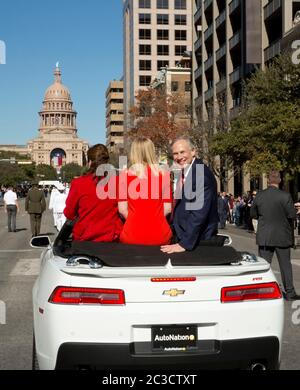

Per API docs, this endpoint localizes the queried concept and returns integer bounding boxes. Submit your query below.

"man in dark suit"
[161,137,219,254]
[25,183,46,237]
[250,170,299,301]
[218,192,229,229]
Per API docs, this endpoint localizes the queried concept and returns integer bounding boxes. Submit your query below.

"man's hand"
[161,243,186,254]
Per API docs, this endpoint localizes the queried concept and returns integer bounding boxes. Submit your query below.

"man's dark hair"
[268,170,281,185]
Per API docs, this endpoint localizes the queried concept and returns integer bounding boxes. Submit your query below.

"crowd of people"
[0,183,69,236]
[217,191,259,233]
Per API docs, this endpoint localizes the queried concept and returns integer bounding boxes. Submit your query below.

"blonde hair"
[129,137,159,177]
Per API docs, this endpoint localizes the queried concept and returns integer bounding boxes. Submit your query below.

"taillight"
[151,277,196,282]
[49,287,125,305]
[221,282,282,303]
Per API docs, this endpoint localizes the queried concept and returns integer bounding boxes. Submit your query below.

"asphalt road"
[0,200,299,370]
[0,198,56,370]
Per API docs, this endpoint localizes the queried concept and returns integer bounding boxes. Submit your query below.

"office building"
[192,0,300,194]
[123,0,193,135]
[106,80,125,154]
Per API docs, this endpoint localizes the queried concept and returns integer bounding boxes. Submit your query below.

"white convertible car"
[31,227,284,370]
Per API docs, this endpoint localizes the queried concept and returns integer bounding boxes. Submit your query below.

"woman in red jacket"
[64,144,123,242]
[118,137,172,246]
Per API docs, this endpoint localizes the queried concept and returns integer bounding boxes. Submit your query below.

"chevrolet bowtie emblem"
[163,289,185,297]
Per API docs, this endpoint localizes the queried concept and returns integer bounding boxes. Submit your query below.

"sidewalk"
[224,224,300,260]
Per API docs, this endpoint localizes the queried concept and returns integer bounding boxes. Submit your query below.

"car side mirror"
[30,236,51,248]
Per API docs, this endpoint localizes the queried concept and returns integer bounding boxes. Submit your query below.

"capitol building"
[0,64,89,168]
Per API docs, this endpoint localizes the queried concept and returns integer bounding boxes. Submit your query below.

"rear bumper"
[55,337,280,370]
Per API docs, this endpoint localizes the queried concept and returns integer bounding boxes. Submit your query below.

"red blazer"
[64,174,123,242]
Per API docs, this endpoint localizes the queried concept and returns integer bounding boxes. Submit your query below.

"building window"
[157,60,169,70]
[139,44,151,55]
[175,0,186,10]
[157,29,169,40]
[139,60,152,71]
[175,15,187,25]
[139,13,151,24]
[171,81,179,92]
[185,81,191,92]
[175,45,187,56]
[175,30,187,41]
[139,0,151,8]
[185,105,191,116]
[157,45,169,55]
[140,76,152,86]
[139,29,151,40]
[157,14,169,24]
[157,0,168,9]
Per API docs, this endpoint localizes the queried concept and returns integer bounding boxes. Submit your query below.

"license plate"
[152,325,198,352]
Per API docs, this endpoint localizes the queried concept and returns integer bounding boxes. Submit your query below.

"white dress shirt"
[4,190,17,206]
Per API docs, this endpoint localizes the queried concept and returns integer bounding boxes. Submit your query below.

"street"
[0,199,299,370]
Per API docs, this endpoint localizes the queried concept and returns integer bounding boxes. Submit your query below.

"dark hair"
[87,144,109,174]
[268,170,281,185]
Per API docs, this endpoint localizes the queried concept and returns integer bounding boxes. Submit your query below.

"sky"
[0,0,123,145]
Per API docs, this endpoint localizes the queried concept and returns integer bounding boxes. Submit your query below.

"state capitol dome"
[44,64,71,101]
[27,63,89,170]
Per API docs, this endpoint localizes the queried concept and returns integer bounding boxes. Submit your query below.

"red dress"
[119,166,172,246]
[64,174,123,242]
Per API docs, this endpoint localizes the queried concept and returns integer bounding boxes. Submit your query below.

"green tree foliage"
[36,164,58,181]
[0,151,31,161]
[60,163,84,183]
[0,163,32,187]
[210,54,300,178]
[0,164,22,187]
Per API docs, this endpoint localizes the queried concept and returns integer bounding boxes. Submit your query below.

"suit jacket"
[25,188,46,214]
[250,186,296,247]
[173,158,219,251]
[218,196,229,217]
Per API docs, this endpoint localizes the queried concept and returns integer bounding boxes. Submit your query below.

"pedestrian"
[3,186,19,232]
[250,191,258,234]
[49,185,59,228]
[25,183,46,237]
[52,184,67,231]
[218,192,229,229]
[295,201,300,236]
[250,170,300,301]
[228,194,234,224]
[161,136,219,254]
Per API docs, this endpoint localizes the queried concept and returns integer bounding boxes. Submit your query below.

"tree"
[189,94,239,191]
[60,163,84,183]
[36,164,58,181]
[210,53,300,184]
[0,163,30,187]
[129,88,190,157]
[0,151,31,161]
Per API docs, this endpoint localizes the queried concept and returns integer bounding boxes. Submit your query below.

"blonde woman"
[118,137,172,245]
